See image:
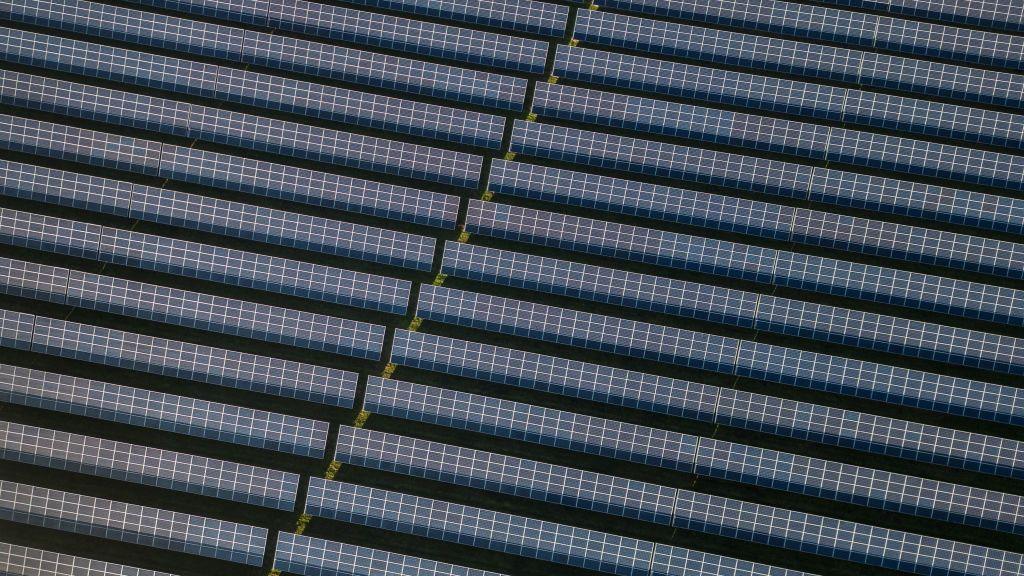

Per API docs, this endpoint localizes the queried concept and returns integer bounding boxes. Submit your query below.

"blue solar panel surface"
[1,0,1021,574]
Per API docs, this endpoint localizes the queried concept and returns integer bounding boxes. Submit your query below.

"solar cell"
[29,313,364,403]
[335,425,678,524]
[415,286,1024,425]
[469,197,1024,328]
[0,421,300,510]
[555,46,1024,152]
[364,378,1024,533]
[364,377,701,471]
[0,363,329,457]
[130,0,548,72]
[0,70,485,188]
[335,0,569,37]
[0,0,529,110]
[532,82,1024,194]
[574,10,1024,108]
[274,532,509,576]
[0,481,267,565]
[599,0,1024,71]
[487,161,1024,278]
[0,160,435,271]
[392,330,1023,478]
[0,542,177,576]
[813,0,1024,34]
[0,27,507,149]
[0,117,459,228]
[441,242,1024,373]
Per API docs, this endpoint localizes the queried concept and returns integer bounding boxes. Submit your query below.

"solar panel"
[532,82,1024,194]
[0,160,435,271]
[468,198,1024,328]
[695,439,1023,534]
[391,329,719,422]
[0,308,34,351]
[315,0,569,37]
[0,421,300,510]
[0,206,414,315]
[487,160,1024,277]
[364,378,1024,534]
[441,242,1024,374]
[0,118,460,229]
[133,0,549,73]
[274,532,509,576]
[1,0,530,111]
[415,286,1024,425]
[598,0,1024,71]
[510,118,1024,238]
[61,268,380,356]
[306,479,810,576]
[0,542,177,576]
[649,545,805,576]
[335,425,678,524]
[29,313,364,403]
[364,377,701,471]
[574,10,1024,108]
[0,71,485,189]
[332,425,1021,574]
[0,481,267,565]
[0,27,507,149]
[554,46,1024,153]
[391,330,1022,478]
[812,0,1024,34]
[0,256,69,304]
[0,363,330,458]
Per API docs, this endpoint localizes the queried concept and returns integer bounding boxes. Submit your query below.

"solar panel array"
[1,0,1021,575]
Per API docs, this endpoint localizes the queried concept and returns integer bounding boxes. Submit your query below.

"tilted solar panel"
[29,314,366,402]
[0,161,435,271]
[554,46,1024,152]
[0,421,300,510]
[391,330,1023,478]
[0,117,459,228]
[488,160,1024,275]
[274,532,510,576]
[306,479,809,576]
[0,204,414,314]
[532,82,1024,194]
[363,378,1024,533]
[510,120,1024,237]
[312,0,569,37]
[334,426,1022,574]
[0,481,267,565]
[811,0,1024,33]
[0,542,177,576]
[0,0,529,110]
[0,363,330,457]
[574,10,1024,108]
[598,0,1024,70]
[0,27,507,149]
[441,242,1024,374]
[0,71,485,188]
[416,285,1024,424]
[468,199,1024,328]
[125,0,548,72]
[335,425,678,524]
[0,256,69,304]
